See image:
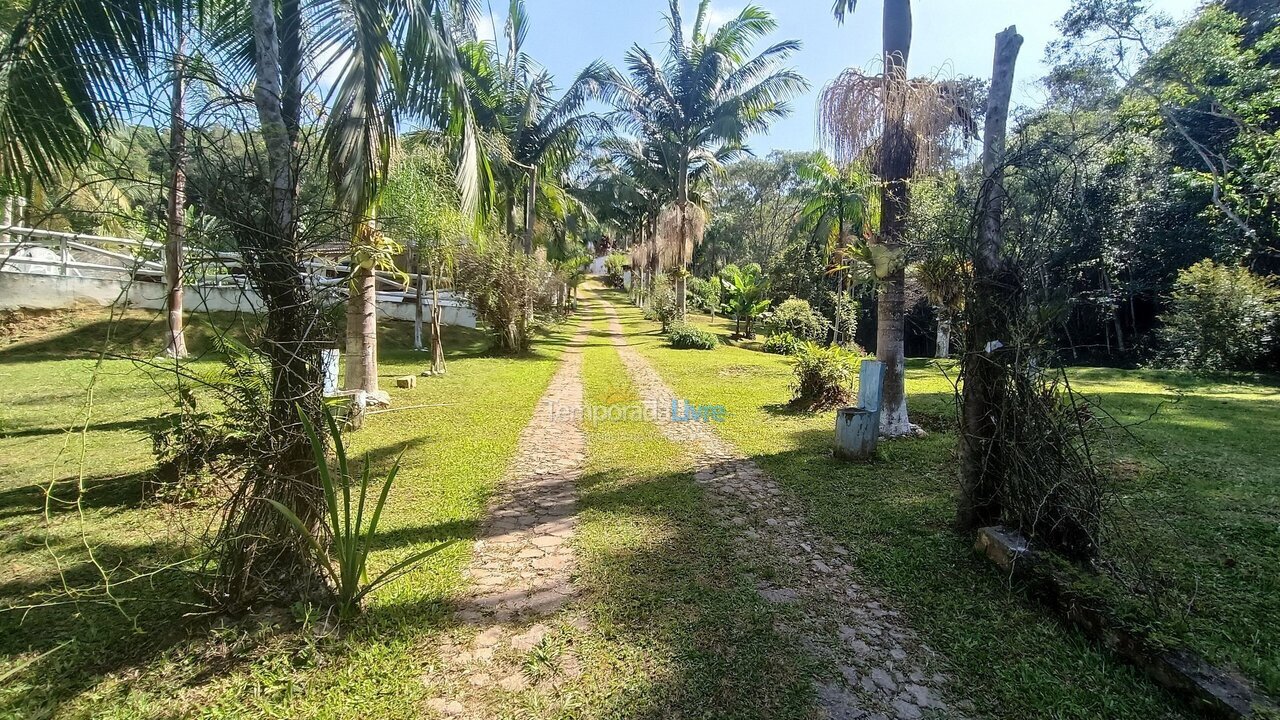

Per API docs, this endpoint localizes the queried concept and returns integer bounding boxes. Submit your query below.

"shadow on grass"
[549,463,817,718]
[0,416,166,440]
[0,470,150,520]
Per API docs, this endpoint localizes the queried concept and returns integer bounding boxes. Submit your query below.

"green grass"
[0,308,575,719]
[603,289,1278,719]
[565,297,816,718]
[4,298,1276,719]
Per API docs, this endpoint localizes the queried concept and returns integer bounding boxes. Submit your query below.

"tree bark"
[523,166,537,255]
[344,258,379,395]
[958,25,1023,531]
[164,16,188,360]
[676,153,690,318]
[935,315,951,358]
[430,266,445,374]
[216,0,327,610]
[413,251,424,351]
[875,0,914,436]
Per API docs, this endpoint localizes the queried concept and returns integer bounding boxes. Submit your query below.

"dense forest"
[665,0,1280,367]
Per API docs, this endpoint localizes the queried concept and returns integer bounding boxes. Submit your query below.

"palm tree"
[826,0,916,436]
[322,0,486,399]
[719,263,770,338]
[914,255,968,357]
[461,0,610,253]
[610,0,807,317]
[826,0,975,435]
[797,153,876,345]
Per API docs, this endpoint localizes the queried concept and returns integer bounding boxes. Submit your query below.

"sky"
[480,0,1205,154]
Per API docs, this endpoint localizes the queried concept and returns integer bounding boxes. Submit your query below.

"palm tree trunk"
[675,153,690,318]
[832,208,847,345]
[935,314,951,358]
[875,0,914,436]
[164,21,188,360]
[344,250,379,396]
[524,166,537,255]
[217,0,326,610]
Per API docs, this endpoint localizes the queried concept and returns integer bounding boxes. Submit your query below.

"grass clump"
[789,342,858,410]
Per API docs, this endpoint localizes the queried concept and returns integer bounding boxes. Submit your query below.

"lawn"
[2,297,1276,720]
[0,307,574,718]
[608,289,1279,719]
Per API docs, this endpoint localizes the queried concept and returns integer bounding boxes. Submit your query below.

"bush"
[455,243,548,352]
[763,297,830,340]
[686,276,721,313]
[644,279,679,331]
[667,321,718,350]
[790,343,858,410]
[763,331,803,355]
[1158,260,1280,370]
[149,336,269,501]
[604,253,628,289]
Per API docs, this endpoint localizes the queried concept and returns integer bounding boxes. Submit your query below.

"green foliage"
[1158,260,1280,369]
[604,253,629,289]
[719,263,771,338]
[762,297,830,340]
[685,275,721,313]
[762,332,803,356]
[149,336,270,499]
[454,243,548,352]
[790,343,859,410]
[644,278,679,332]
[381,145,470,272]
[667,321,718,350]
[268,407,456,619]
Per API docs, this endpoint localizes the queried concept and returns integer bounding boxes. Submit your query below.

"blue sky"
[481,0,1204,153]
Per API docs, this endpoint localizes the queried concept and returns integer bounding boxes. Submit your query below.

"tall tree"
[324,0,484,399]
[461,0,609,252]
[958,26,1023,530]
[829,0,914,435]
[611,0,807,317]
[164,2,189,359]
[826,0,975,434]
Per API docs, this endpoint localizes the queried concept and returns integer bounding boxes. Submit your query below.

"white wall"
[0,273,477,328]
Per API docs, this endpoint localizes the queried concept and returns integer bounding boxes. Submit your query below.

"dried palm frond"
[655,201,706,272]
[817,63,977,176]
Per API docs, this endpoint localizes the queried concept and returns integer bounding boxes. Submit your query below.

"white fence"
[0,226,476,327]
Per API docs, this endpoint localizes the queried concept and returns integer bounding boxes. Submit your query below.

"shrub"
[668,321,718,350]
[644,279,679,331]
[763,297,830,340]
[763,331,803,355]
[1158,260,1280,370]
[455,243,548,352]
[686,276,721,313]
[790,343,858,410]
[604,253,628,289]
[149,336,269,500]
[720,263,770,337]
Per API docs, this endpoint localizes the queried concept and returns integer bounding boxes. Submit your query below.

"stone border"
[977,526,1277,719]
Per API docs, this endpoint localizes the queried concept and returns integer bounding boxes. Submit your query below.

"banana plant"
[720,263,771,339]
